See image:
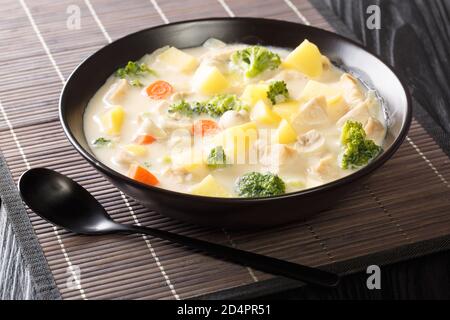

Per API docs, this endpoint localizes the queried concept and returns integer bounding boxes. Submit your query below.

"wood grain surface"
[1,0,450,300]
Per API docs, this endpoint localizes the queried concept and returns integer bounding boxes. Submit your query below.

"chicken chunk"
[339,73,364,106]
[364,116,386,146]
[311,154,339,180]
[291,96,329,132]
[107,79,128,104]
[169,91,193,102]
[136,117,167,139]
[259,144,298,174]
[336,97,372,128]
[219,110,249,129]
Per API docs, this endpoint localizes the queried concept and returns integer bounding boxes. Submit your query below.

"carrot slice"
[192,119,219,136]
[134,134,156,145]
[146,80,173,99]
[128,164,159,186]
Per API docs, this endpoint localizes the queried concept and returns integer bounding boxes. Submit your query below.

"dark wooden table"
[266,0,450,299]
[1,0,449,299]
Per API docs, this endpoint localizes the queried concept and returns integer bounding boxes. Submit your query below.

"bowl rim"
[59,17,412,203]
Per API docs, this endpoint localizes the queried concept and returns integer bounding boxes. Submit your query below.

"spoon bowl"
[18,168,117,234]
[18,167,340,287]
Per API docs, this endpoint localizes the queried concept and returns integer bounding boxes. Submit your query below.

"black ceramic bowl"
[60,18,411,229]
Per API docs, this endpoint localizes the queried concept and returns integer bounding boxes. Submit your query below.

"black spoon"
[18,167,339,288]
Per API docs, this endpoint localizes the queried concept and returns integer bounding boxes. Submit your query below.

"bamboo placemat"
[1,0,450,300]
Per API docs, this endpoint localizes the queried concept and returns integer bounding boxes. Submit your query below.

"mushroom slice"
[107,79,128,104]
[364,116,386,146]
[291,96,329,128]
[219,110,249,129]
[295,129,325,154]
[339,73,364,106]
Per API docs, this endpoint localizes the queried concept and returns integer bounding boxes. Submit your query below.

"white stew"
[84,39,386,198]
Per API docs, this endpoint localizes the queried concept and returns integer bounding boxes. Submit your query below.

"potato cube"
[283,40,323,78]
[101,105,125,135]
[240,84,269,107]
[273,100,301,120]
[216,122,258,165]
[156,47,198,73]
[190,175,231,197]
[123,144,147,157]
[172,150,208,178]
[300,80,341,101]
[192,65,229,95]
[275,119,298,144]
[250,100,281,126]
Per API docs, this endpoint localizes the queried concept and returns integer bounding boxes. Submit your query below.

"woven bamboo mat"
[1,0,450,300]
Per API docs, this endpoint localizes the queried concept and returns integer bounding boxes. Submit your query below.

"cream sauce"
[84,40,386,197]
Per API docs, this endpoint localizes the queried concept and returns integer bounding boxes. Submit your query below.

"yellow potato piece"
[156,47,198,73]
[275,119,298,144]
[273,100,301,120]
[251,100,281,126]
[240,83,269,107]
[123,144,147,157]
[190,175,231,197]
[172,151,208,178]
[300,80,341,101]
[216,122,258,165]
[283,40,323,78]
[192,66,229,95]
[101,105,125,135]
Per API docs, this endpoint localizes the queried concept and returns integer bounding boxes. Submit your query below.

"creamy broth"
[84,39,386,197]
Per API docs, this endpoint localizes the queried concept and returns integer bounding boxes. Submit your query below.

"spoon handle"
[122,224,339,287]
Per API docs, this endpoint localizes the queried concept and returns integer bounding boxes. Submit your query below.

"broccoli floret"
[267,80,289,104]
[204,94,248,117]
[115,61,157,87]
[168,100,207,116]
[168,95,247,118]
[168,100,195,116]
[236,172,286,198]
[206,146,227,168]
[231,46,281,78]
[340,120,382,169]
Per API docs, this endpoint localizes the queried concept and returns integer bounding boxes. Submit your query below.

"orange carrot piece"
[192,119,219,136]
[134,134,156,145]
[128,164,159,186]
[146,80,173,99]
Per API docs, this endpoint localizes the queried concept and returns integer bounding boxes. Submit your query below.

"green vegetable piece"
[115,61,157,87]
[340,120,382,169]
[204,94,248,117]
[267,80,289,104]
[207,146,227,169]
[143,161,152,168]
[168,100,196,116]
[236,172,286,198]
[93,137,111,147]
[231,46,281,78]
[129,79,143,87]
[168,95,247,118]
